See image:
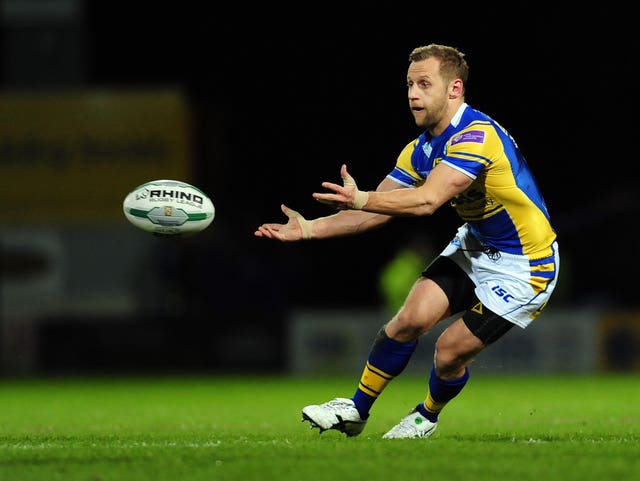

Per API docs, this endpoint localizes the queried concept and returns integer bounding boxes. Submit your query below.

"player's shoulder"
[449,122,498,149]
[450,106,504,147]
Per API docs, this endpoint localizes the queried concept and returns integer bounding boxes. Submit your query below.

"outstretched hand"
[254,204,313,241]
[313,164,369,210]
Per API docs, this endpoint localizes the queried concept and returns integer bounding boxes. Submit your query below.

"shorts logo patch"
[491,284,514,303]
[471,302,483,314]
[451,130,485,145]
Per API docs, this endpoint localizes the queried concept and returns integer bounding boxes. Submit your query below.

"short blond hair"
[409,44,469,87]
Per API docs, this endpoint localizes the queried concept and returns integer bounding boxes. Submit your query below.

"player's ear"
[449,79,464,99]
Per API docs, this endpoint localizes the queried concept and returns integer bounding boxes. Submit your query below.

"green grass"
[0,374,638,481]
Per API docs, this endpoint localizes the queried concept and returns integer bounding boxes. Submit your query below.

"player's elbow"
[408,194,442,216]
[409,203,438,216]
[399,186,449,216]
[393,203,437,217]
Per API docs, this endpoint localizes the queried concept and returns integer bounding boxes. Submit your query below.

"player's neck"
[430,100,465,137]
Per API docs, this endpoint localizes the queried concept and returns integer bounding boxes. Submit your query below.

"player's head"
[409,44,468,96]
[407,44,468,132]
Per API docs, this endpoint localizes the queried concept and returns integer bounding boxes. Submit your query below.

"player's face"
[407,58,450,133]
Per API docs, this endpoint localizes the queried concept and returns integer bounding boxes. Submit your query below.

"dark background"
[1,1,637,373]
[82,2,636,307]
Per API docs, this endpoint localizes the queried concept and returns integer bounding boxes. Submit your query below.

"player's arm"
[254,176,401,242]
[310,176,401,239]
[314,163,473,216]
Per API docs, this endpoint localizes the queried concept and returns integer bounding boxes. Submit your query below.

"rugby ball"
[123,179,215,236]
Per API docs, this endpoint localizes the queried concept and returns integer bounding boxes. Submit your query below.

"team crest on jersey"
[451,130,485,145]
[422,141,433,157]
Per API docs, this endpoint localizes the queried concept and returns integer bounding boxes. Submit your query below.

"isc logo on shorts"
[491,284,514,303]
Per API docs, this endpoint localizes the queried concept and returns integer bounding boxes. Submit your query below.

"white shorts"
[440,224,560,328]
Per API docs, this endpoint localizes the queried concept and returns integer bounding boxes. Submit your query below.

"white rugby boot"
[382,407,437,439]
[302,398,367,437]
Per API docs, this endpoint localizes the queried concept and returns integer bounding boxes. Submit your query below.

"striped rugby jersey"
[388,103,557,259]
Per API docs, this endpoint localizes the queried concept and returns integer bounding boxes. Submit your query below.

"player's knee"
[433,351,462,378]
[386,310,427,341]
[433,339,473,378]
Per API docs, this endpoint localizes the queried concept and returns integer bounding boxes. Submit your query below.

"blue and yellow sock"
[416,365,469,422]
[351,327,417,419]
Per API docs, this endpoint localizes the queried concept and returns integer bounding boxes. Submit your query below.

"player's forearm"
[360,189,439,217]
[310,210,390,239]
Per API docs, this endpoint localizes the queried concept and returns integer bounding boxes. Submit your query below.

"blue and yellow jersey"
[388,103,556,259]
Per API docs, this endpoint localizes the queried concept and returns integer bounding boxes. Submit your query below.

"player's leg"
[351,276,450,411]
[383,302,516,439]
[301,276,450,437]
[381,254,478,439]
[382,230,559,439]
[400,236,560,437]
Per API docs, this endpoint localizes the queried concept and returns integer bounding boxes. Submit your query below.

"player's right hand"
[254,204,313,241]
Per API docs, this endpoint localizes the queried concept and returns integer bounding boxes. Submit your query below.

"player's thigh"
[386,277,450,338]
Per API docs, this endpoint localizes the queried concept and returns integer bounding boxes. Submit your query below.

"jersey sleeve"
[441,121,501,179]
[386,139,424,187]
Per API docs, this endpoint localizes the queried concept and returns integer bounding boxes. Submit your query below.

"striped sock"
[351,328,417,419]
[417,365,470,422]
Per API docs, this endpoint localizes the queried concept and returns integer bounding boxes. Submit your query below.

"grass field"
[0,373,637,481]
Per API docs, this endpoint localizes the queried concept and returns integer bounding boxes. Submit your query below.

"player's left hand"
[313,164,369,210]
[254,204,313,241]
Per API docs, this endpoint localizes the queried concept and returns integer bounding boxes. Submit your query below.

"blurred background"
[1,1,638,377]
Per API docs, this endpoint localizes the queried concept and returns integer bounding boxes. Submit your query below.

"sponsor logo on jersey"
[451,130,485,145]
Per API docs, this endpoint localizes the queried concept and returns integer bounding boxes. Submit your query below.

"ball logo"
[135,189,149,200]
[137,188,205,208]
[123,179,215,236]
[150,189,203,204]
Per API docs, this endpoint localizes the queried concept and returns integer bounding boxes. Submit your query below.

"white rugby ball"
[123,179,215,236]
